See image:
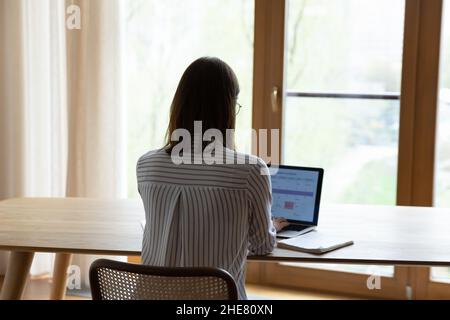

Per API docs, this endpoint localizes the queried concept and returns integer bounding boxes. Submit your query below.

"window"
[432,0,450,283]
[435,0,450,208]
[281,0,405,275]
[123,0,254,197]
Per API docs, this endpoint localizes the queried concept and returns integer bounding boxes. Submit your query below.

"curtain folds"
[0,0,125,284]
[64,0,126,288]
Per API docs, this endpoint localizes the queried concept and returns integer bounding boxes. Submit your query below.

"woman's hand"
[272,217,289,232]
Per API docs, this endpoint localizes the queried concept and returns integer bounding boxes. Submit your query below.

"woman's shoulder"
[223,148,269,173]
[137,148,169,167]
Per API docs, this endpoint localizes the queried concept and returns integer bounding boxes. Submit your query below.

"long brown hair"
[165,57,240,153]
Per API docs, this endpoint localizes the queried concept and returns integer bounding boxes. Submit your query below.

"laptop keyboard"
[282,224,311,231]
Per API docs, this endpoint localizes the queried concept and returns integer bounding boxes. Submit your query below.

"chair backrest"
[89,259,238,300]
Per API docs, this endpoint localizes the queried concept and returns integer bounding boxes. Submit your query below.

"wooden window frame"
[398,0,446,300]
[249,0,450,299]
[399,0,450,300]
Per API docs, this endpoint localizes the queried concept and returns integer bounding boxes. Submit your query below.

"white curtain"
[0,0,125,286]
[64,0,126,288]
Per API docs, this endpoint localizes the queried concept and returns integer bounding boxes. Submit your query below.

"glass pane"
[432,0,450,283]
[431,267,450,284]
[286,0,404,93]
[282,98,397,275]
[282,0,405,276]
[124,0,254,198]
[284,98,399,205]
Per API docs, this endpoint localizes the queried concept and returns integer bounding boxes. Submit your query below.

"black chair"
[89,259,238,300]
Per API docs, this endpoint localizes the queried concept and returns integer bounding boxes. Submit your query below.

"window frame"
[248,0,450,299]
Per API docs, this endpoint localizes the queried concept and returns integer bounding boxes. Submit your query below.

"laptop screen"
[269,166,323,225]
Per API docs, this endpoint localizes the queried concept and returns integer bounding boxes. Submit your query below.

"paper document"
[277,231,353,254]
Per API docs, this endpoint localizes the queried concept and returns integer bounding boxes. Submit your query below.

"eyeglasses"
[236,102,243,115]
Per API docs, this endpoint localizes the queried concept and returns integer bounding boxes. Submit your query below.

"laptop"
[269,165,324,238]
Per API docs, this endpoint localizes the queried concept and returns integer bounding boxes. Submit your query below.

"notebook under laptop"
[269,165,324,238]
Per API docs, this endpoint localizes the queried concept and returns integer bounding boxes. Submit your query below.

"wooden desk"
[0,197,449,300]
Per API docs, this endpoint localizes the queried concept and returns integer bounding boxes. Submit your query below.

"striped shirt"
[137,147,276,299]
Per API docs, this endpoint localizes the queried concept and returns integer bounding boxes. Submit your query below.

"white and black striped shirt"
[137,147,276,299]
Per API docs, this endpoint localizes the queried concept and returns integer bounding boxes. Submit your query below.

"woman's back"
[137,147,276,299]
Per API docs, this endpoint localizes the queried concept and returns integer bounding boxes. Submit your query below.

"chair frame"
[89,259,239,300]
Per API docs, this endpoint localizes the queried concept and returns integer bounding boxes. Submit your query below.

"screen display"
[270,167,320,223]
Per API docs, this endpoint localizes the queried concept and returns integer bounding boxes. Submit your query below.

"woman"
[137,57,288,299]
